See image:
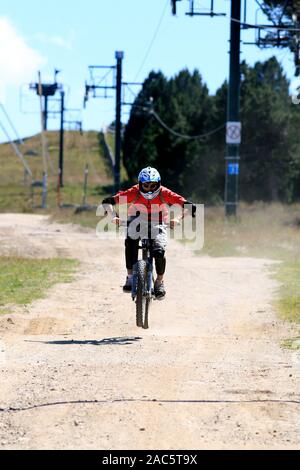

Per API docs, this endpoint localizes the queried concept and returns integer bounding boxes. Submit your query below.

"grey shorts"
[127,219,167,251]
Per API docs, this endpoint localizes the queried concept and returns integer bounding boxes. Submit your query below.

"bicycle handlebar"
[116,220,173,228]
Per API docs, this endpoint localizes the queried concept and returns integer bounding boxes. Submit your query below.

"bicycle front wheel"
[136,260,150,329]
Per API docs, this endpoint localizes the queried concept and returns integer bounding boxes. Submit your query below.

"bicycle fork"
[132,264,138,301]
[131,260,154,301]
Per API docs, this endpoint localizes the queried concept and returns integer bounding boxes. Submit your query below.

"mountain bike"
[131,236,156,329]
[119,221,170,329]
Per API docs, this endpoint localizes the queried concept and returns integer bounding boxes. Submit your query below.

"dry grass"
[203,202,300,324]
[203,202,300,261]
[273,262,300,324]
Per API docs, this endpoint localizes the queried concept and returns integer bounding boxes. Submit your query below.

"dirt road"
[0,214,299,449]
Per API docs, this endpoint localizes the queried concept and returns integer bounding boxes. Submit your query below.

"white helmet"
[138,167,161,200]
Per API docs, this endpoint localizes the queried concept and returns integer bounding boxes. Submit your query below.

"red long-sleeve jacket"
[113,185,186,223]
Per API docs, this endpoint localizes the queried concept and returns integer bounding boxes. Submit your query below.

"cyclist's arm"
[162,188,197,222]
[102,196,117,219]
[102,186,139,221]
[183,200,197,218]
[176,202,196,223]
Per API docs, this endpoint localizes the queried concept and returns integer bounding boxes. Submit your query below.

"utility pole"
[59,91,65,187]
[114,51,124,192]
[38,71,48,209]
[172,1,240,216]
[84,51,141,193]
[225,0,242,217]
[27,70,83,194]
[44,95,49,130]
[56,99,82,203]
[172,1,300,216]
[57,95,82,189]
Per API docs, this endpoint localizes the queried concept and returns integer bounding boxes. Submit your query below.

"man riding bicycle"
[102,167,196,300]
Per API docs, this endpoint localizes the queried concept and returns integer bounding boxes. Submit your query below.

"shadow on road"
[26,336,142,346]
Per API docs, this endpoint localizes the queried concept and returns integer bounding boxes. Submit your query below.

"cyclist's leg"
[154,247,166,279]
[125,236,139,275]
[152,224,167,298]
[125,216,141,275]
[152,224,167,275]
[123,236,139,292]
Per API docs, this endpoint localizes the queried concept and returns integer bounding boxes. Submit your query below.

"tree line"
[122,57,300,203]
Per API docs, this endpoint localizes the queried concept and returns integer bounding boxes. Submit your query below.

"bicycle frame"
[131,238,154,301]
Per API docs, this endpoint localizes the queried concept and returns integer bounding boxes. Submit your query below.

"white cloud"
[35,32,74,50]
[0,17,45,102]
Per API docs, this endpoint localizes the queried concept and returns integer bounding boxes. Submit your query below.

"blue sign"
[228,163,239,175]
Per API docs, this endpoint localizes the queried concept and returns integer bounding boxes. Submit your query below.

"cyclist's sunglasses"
[141,182,159,192]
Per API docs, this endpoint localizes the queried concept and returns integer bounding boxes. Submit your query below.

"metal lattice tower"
[84,52,142,192]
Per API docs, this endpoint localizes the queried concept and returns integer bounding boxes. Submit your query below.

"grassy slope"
[0,130,114,218]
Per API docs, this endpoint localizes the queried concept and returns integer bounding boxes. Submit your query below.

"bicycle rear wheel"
[136,260,150,329]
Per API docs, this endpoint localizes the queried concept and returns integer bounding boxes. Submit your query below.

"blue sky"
[0,0,298,142]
